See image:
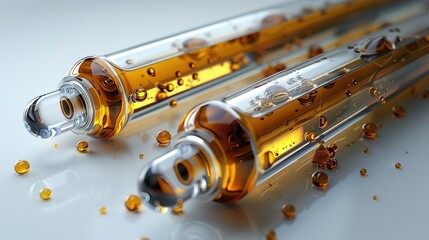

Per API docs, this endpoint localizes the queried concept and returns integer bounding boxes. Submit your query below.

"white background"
[1,0,429,239]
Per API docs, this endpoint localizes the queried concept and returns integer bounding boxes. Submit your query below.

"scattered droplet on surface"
[171,199,184,215]
[304,132,317,142]
[169,99,177,107]
[372,195,378,201]
[362,122,378,139]
[282,204,295,220]
[54,143,58,149]
[99,206,107,215]
[192,73,199,80]
[346,90,352,97]
[125,195,142,212]
[14,160,30,174]
[157,130,172,145]
[363,147,369,154]
[360,168,368,176]
[265,230,276,240]
[308,45,324,58]
[312,141,330,169]
[395,162,402,169]
[76,141,89,153]
[177,78,184,86]
[392,106,405,118]
[319,116,328,128]
[156,91,168,102]
[312,171,329,190]
[147,68,156,77]
[126,59,134,65]
[262,151,275,170]
[139,153,144,159]
[40,188,52,200]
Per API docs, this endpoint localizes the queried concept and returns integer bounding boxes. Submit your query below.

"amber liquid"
[179,28,429,202]
[116,0,391,116]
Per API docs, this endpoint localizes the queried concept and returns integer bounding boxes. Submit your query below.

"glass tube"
[23,0,396,139]
[137,12,429,212]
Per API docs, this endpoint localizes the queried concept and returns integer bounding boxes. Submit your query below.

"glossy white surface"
[1,1,429,240]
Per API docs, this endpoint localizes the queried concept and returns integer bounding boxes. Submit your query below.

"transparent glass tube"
[23,0,396,139]
[137,13,429,212]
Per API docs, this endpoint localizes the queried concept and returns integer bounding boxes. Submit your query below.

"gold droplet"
[171,199,184,215]
[372,195,378,201]
[308,45,324,58]
[360,168,368,176]
[40,188,52,200]
[99,206,107,214]
[312,141,330,169]
[312,171,329,190]
[392,106,405,118]
[304,132,317,142]
[346,90,352,97]
[239,33,259,46]
[192,73,199,80]
[14,160,30,174]
[230,62,241,71]
[54,143,58,149]
[352,79,358,85]
[175,71,182,77]
[76,141,89,153]
[362,122,378,139]
[265,230,276,240]
[177,78,184,86]
[124,195,142,212]
[379,96,386,104]
[126,59,134,65]
[156,91,168,102]
[189,62,196,69]
[157,130,171,145]
[395,162,402,169]
[282,204,295,220]
[132,88,148,102]
[139,153,144,159]
[169,99,177,107]
[158,83,175,92]
[363,147,369,154]
[147,67,156,77]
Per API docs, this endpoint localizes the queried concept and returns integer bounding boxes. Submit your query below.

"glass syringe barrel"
[137,13,429,212]
[23,0,394,139]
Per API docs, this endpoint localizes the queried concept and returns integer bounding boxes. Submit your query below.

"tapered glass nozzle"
[23,82,89,139]
[138,143,209,212]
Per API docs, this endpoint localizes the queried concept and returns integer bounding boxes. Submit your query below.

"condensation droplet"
[392,106,405,118]
[361,36,395,56]
[239,33,259,46]
[156,91,168,102]
[157,130,171,145]
[177,78,184,86]
[262,14,286,25]
[363,147,369,154]
[189,62,196,69]
[76,141,89,153]
[139,153,144,159]
[282,204,295,220]
[131,88,148,102]
[175,71,182,77]
[182,38,208,51]
[124,195,142,212]
[352,79,358,85]
[395,162,402,169]
[362,122,378,139]
[264,85,289,103]
[147,68,156,77]
[298,91,317,106]
[126,59,134,65]
[192,73,199,80]
[346,90,352,97]
[158,83,175,92]
[40,188,52,200]
[360,168,368,176]
[379,96,386,104]
[372,195,378,201]
[14,160,30,174]
[54,143,58,149]
[312,171,329,190]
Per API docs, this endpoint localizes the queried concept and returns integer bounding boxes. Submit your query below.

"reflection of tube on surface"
[138,13,429,212]
[23,0,399,139]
